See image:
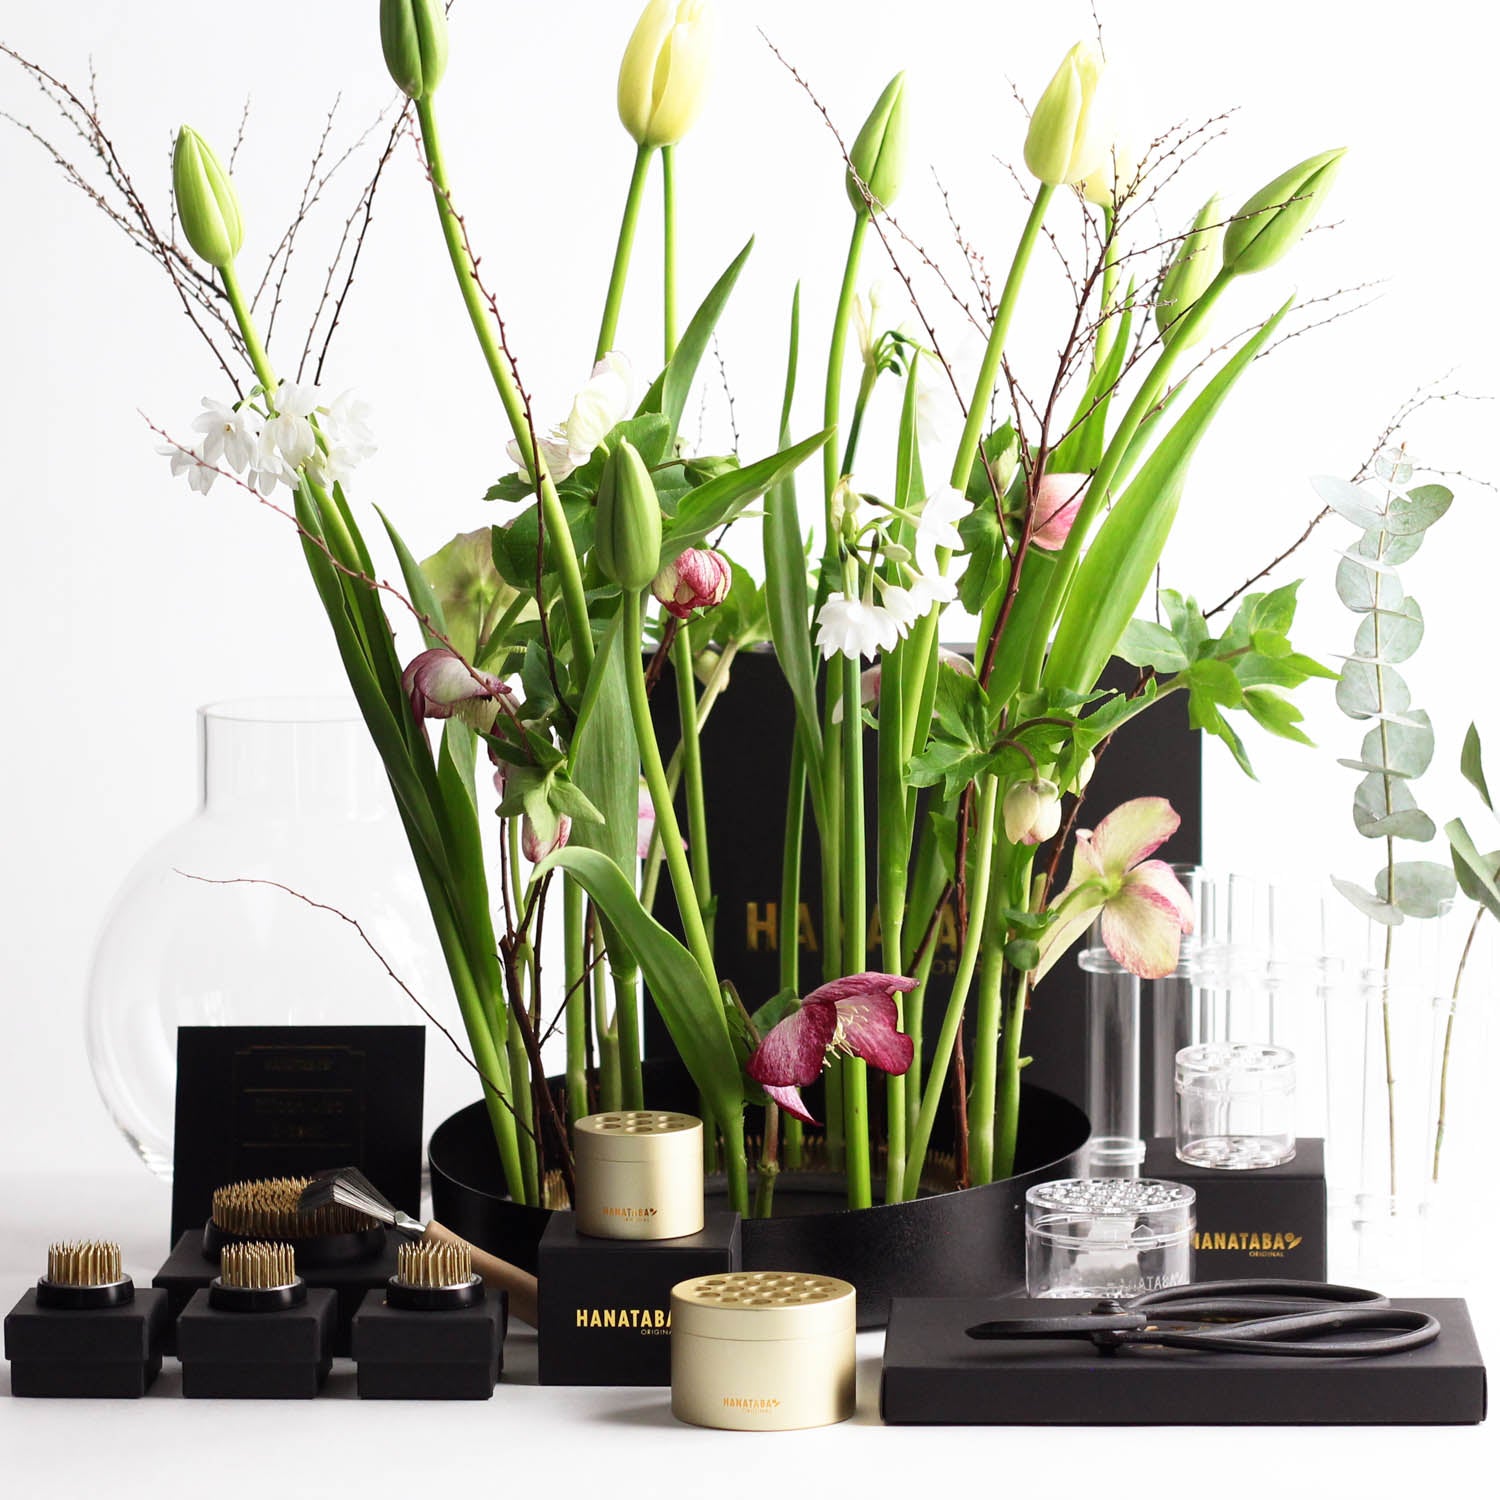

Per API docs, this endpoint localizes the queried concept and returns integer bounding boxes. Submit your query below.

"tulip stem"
[823,216,868,511]
[662,144,679,363]
[564,882,588,1126]
[597,143,655,364]
[878,641,909,1206]
[672,621,713,933]
[842,640,872,1209]
[414,98,594,681]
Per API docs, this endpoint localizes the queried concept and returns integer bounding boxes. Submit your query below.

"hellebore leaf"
[1116,618,1189,673]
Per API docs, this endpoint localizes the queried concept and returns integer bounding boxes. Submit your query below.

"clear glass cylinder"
[1078,944,1142,1176]
[86,698,460,1178]
[1025,1178,1195,1298]
[1175,1042,1296,1169]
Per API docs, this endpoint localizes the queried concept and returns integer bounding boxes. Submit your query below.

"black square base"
[1144,1136,1327,1280]
[351,1287,507,1399]
[538,1211,741,1386]
[176,1286,336,1399]
[5,1287,169,1398]
[153,1230,399,1356]
[881,1295,1487,1425]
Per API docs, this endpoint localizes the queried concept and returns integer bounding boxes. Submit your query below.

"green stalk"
[993,973,1030,1181]
[596,143,654,363]
[414,98,593,681]
[903,776,1001,1200]
[842,646,871,1208]
[612,963,644,1112]
[506,1013,539,1206]
[673,623,713,931]
[754,1102,781,1219]
[662,144,679,362]
[966,933,1007,1185]
[902,916,941,1170]
[1434,908,1482,1181]
[780,746,808,1176]
[878,643,909,1205]
[564,883,588,1125]
[823,217,869,509]
[1093,206,1119,375]
[593,929,622,1112]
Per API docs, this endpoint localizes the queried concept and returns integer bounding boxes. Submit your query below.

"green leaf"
[1353,599,1424,664]
[1116,618,1189,672]
[1375,859,1457,919]
[640,237,754,442]
[416,527,521,663]
[1188,658,1244,709]
[377,504,450,650]
[1446,817,1500,922]
[1004,938,1041,971]
[548,774,605,826]
[1385,482,1453,537]
[1353,773,1434,841]
[1338,710,1434,780]
[1242,687,1313,746]
[1249,580,1301,638]
[1331,875,1404,926]
[956,501,1011,615]
[538,848,743,1124]
[1337,661,1409,721]
[1461,723,1492,811]
[1051,292,1134,474]
[664,428,833,554]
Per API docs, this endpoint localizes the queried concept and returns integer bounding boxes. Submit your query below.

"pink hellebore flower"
[522,814,571,864]
[746,972,918,1125]
[1029,472,1088,551]
[401,648,513,733]
[652,548,731,620]
[1034,797,1195,982]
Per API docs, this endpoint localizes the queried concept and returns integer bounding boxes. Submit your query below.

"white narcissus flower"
[507,353,636,483]
[160,441,217,495]
[815,594,904,661]
[878,582,925,632]
[265,379,322,472]
[321,390,377,464]
[905,568,959,613]
[192,398,262,472]
[915,484,970,569]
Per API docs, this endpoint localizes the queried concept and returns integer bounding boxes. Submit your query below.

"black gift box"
[177,1286,336,1398]
[880,1295,1487,1424]
[537,1211,741,1386]
[4,1287,169,1398]
[1144,1136,1327,1281]
[153,1230,398,1357]
[350,1287,508,1399]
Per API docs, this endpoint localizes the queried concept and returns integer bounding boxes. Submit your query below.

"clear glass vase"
[86,697,460,1179]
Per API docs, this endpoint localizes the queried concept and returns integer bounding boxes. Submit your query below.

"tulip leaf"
[1353,773,1434,842]
[1312,474,1385,530]
[1461,723,1493,811]
[1331,876,1404,927]
[664,427,833,554]
[1385,483,1454,537]
[1445,818,1500,923]
[640,237,754,442]
[1353,599,1424,664]
[1051,292,1135,475]
[538,847,743,1124]
[1375,860,1456,919]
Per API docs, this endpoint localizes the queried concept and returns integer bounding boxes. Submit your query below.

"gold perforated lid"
[574,1110,702,1163]
[671,1271,856,1341]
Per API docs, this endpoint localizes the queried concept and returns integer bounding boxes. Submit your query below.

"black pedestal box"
[1144,1136,1327,1281]
[153,1230,399,1356]
[4,1288,169,1397]
[177,1286,336,1398]
[881,1295,1487,1424]
[350,1287,507,1399]
[538,1211,741,1385]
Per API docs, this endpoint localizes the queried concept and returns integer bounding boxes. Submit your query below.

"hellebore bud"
[1223,148,1345,276]
[595,439,664,592]
[1157,194,1225,347]
[652,548,731,619]
[380,0,450,101]
[1003,777,1063,847]
[522,813,572,864]
[846,72,908,216]
[1024,43,1110,187]
[617,0,715,149]
[172,127,243,271]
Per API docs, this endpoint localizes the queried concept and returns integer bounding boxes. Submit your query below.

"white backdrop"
[2,0,1497,1178]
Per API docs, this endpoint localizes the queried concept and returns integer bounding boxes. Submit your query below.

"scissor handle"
[967,1312,1149,1342]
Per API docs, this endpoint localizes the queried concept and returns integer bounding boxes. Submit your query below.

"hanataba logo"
[574,1306,672,1334]
[601,1206,658,1220]
[723,1396,781,1410]
[1193,1230,1304,1257]
[744,901,960,973]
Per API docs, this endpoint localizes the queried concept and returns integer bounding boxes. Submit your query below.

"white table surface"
[1,1168,1491,1498]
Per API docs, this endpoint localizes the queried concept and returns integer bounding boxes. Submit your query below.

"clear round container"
[1176,1042,1296,1170]
[1025,1178,1195,1299]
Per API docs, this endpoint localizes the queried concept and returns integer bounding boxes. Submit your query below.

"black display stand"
[177,1286,336,1399]
[4,1288,169,1398]
[351,1287,508,1399]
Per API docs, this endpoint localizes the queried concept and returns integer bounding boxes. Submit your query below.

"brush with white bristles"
[298,1167,537,1326]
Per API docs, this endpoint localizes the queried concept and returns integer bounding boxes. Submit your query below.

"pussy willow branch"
[177,871,537,1143]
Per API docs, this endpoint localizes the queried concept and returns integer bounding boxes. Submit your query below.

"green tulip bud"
[1024,42,1109,187]
[846,72,908,217]
[1157,194,1225,347]
[172,127,243,271]
[595,440,663,592]
[1223,148,1345,276]
[617,1,715,149]
[380,0,449,101]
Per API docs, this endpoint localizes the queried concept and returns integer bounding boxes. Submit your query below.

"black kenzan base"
[350,1287,508,1399]
[4,1287,169,1397]
[176,1286,336,1398]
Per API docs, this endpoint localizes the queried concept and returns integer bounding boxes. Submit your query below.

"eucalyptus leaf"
[1353,599,1424,664]
[1375,860,1457,918]
[1385,483,1454,537]
[1335,554,1405,614]
[1312,474,1385,530]
[1331,875,1404,926]
[1336,660,1409,721]
[1338,710,1434,779]
[1355,526,1425,567]
[1353,773,1434,841]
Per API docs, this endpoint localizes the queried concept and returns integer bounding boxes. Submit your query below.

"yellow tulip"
[1024,42,1110,187]
[617,0,715,149]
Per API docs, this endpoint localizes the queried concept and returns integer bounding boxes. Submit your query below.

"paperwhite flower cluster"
[814,484,967,661]
[159,382,376,496]
[506,352,636,483]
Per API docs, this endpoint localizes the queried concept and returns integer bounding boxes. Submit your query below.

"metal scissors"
[965,1279,1441,1358]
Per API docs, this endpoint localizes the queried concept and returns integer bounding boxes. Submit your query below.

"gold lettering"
[1272,1234,1285,1251]
[798,902,819,952]
[937,905,959,954]
[576,1309,587,1328]
[867,906,883,952]
[746,902,778,952]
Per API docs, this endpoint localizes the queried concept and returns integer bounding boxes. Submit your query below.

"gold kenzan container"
[669,1271,856,1431]
[573,1111,704,1240]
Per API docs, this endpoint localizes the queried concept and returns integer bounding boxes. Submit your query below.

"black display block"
[153,1230,398,1357]
[351,1287,507,1399]
[538,1211,741,1386]
[1145,1136,1327,1281]
[4,1288,169,1398]
[177,1286,336,1399]
[881,1295,1487,1424]
[170,1024,425,1244]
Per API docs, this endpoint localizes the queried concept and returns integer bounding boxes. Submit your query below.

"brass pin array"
[395,1241,473,1289]
[46,1241,123,1288]
[211,1177,379,1239]
[218,1242,298,1291]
